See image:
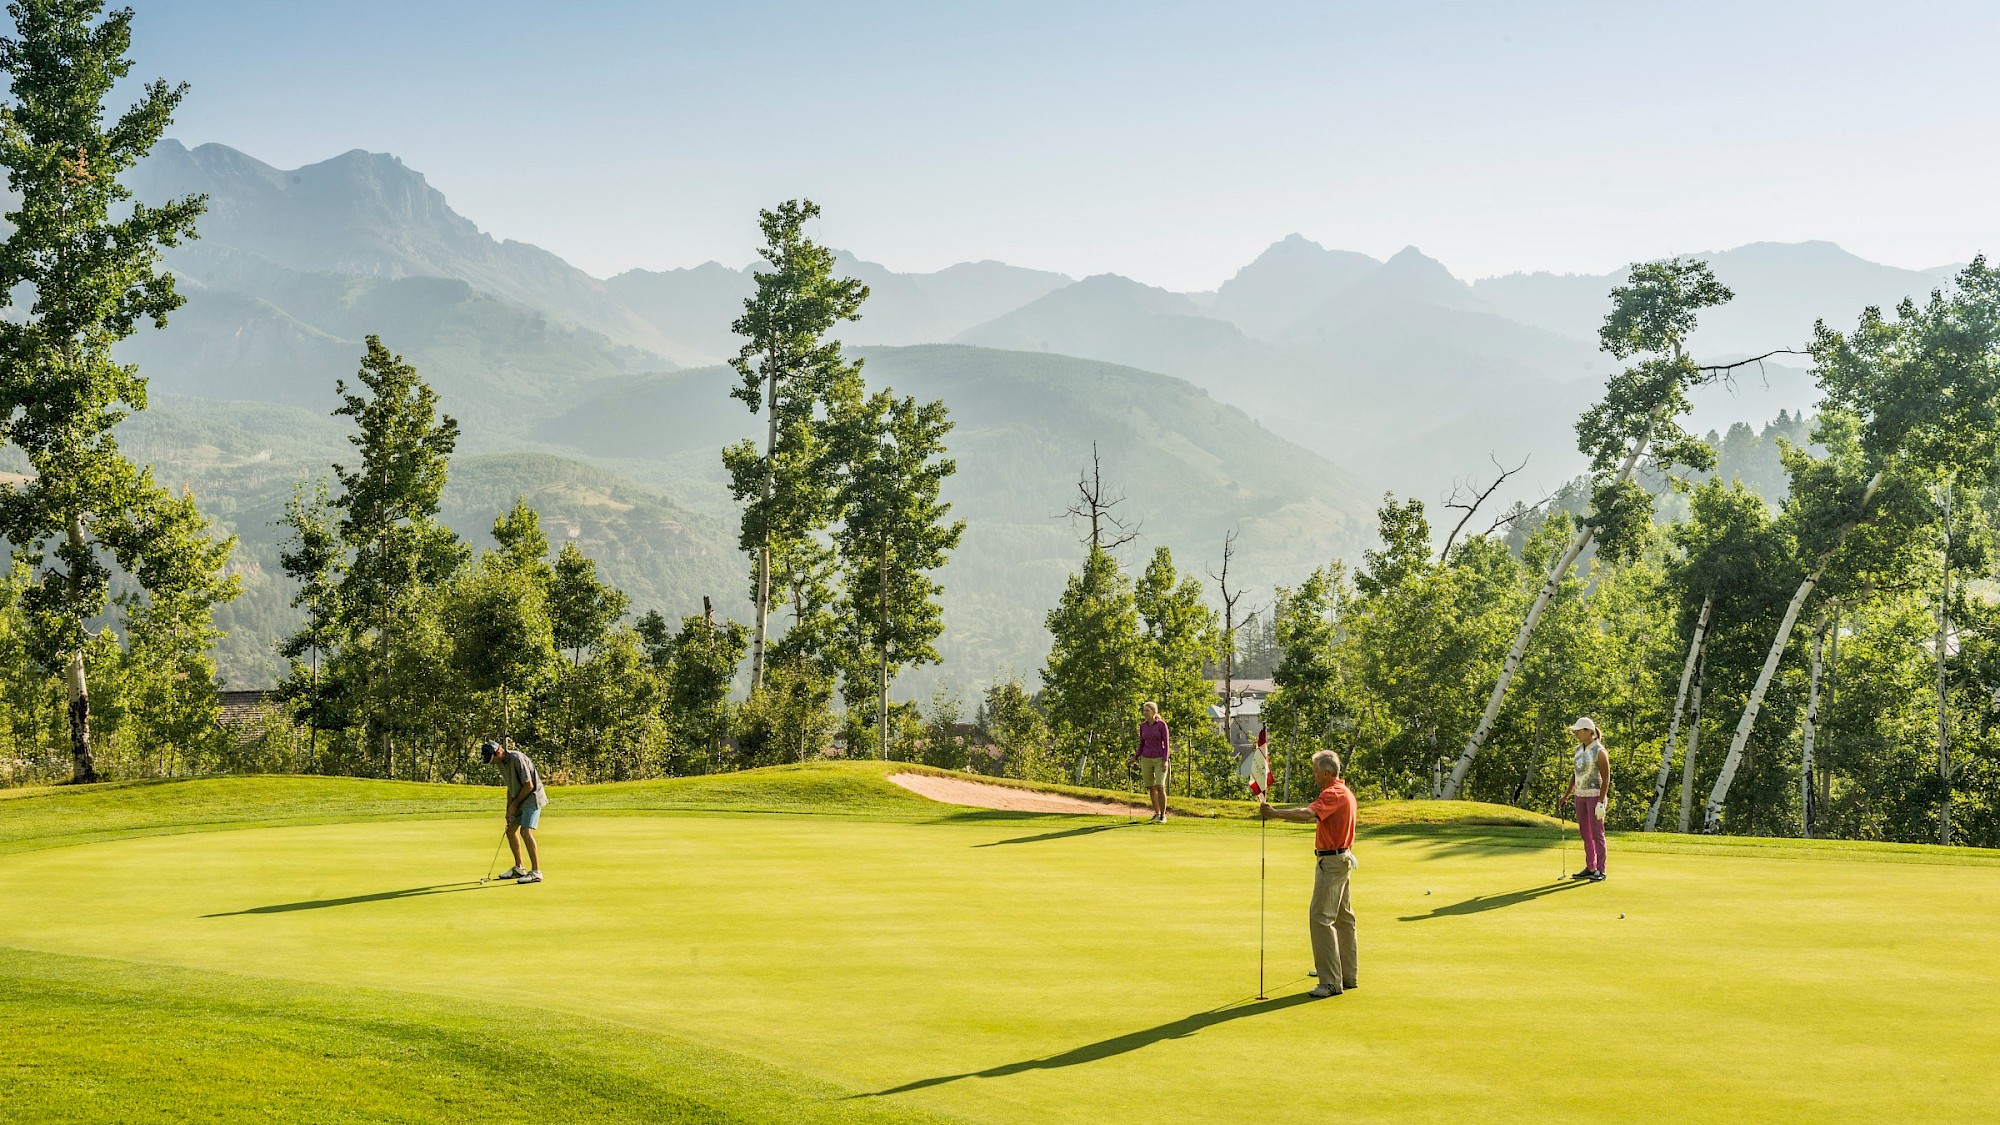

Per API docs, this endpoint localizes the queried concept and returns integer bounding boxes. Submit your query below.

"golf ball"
[1424,889,1432,895]
[1619,913,1626,919]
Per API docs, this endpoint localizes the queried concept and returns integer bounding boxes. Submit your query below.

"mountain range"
[102,140,1973,689]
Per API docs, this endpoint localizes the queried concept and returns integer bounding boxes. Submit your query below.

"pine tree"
[550,541,627,666]
[0,1,223,782]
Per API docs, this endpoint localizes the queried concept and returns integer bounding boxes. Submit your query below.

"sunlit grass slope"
[4,764,1998,1124]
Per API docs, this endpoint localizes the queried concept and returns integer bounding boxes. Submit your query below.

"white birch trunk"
[1676,642,1706,833]
[750,367,778,692]
[64,513,96,783]
[1704,471,1884,831]
[1800,621,1826,838]
[1646,594,1712,830]
[1441,409,1663,799]
[1937,548,1952,847]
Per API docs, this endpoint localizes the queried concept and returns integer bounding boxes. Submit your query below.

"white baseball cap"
[1567,716,1600,733]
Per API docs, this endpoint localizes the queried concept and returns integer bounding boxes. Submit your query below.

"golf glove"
[1595,799,1607,821]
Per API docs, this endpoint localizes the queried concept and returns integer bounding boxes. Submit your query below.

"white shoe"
[497,865,526,880]
[517,870,543,884]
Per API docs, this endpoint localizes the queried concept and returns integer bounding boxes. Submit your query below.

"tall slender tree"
[722,200,867,691]
[1444,260,1736,799]
[1136,546,1222,786]
[835,389,963,759]
[330,336,465,777]
[0,1,218,782]
[278,479,343,768]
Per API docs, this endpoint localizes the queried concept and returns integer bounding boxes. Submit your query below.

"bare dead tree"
[1439,455,1531,562]
[1208,529,1245,797]
[1061,442,1139,552]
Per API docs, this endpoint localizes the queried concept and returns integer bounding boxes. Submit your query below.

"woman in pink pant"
[1563,717,1610,882]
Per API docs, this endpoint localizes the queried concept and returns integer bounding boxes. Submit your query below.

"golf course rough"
[3,764,1997,1124]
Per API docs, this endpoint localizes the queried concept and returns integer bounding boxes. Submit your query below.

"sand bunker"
[889,772,1143,816]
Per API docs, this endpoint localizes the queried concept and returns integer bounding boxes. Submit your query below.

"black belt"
[1316,848,1349,856]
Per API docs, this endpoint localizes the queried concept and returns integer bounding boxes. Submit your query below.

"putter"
[1557,800,1568,882]
[479,832,507,884]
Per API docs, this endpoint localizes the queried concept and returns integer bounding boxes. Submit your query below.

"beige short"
[1138,757,1168,788]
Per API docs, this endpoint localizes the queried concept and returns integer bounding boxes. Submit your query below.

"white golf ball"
[1424,889,1432,895]
[1619,913,1626,919]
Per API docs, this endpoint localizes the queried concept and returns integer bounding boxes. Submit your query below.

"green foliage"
[1040,547,1146,784]
[834,388,965,737]
[550,540,630,662]
[733,660,836,768]
[978,677,1054,781]
[0,0,231,781]
[645,608,749,773]
[1134,546,1227,791]
[723,199,869,686]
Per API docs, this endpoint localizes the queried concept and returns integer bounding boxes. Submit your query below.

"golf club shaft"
[483,831,507,882]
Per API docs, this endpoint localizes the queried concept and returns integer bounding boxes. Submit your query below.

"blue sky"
[130,0,2000,288]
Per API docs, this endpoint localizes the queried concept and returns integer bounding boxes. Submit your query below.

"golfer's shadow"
[973,821,1141,848]
[202,881,500,917]
[856,991,1316,1097]
[1397,879,1586,922]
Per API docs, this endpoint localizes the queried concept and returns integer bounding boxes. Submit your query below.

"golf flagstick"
[1257,800,1268,1000]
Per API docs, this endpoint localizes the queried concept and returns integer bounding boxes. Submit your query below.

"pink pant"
[1573,795,1606,872]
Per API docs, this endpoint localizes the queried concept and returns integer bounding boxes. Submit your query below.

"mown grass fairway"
[4,765,1998,1124]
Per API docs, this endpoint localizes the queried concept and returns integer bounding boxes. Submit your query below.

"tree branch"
[1439,454,1529,562]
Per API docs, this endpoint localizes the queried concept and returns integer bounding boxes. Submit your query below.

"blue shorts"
[512,801,543,830]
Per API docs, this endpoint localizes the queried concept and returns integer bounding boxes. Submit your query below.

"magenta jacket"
[1137,719,1170,759]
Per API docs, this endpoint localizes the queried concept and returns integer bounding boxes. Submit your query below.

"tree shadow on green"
[856,990,1317,1097]
[203,882,501,917]
[973,822,1141,848]
[1397,879,1586,921]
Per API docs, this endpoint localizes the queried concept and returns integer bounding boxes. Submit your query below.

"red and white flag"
[1237,727,1273,797]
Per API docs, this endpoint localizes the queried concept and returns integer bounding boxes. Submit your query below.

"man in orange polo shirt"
[1260,748,1357,998]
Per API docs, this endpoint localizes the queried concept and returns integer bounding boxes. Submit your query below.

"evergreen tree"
[722,200,867,690]
[0,0,223,781]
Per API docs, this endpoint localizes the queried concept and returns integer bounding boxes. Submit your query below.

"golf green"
[4,767,1997,1123]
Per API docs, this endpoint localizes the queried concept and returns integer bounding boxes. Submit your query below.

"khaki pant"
[1309,852,1358,990]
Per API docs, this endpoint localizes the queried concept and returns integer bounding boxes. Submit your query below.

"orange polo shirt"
[1309,779,1357,851]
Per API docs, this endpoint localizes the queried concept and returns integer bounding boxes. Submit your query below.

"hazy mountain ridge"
[108,139,1970,689]
[540,344,1373,681]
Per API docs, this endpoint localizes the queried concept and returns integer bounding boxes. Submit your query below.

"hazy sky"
[130,0,1999,290]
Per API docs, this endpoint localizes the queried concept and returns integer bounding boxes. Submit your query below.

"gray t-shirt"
[498,750,549,808]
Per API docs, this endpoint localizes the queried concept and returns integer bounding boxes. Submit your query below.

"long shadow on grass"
[973,822,1142,848]
[203,882,502,917]
[856,991,1316,1096]
[1396,879,1586,921]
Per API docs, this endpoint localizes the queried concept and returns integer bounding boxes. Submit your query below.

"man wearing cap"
[483,740,547,884]
[1260,748,1358,998]
[1563,718,1610,882]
